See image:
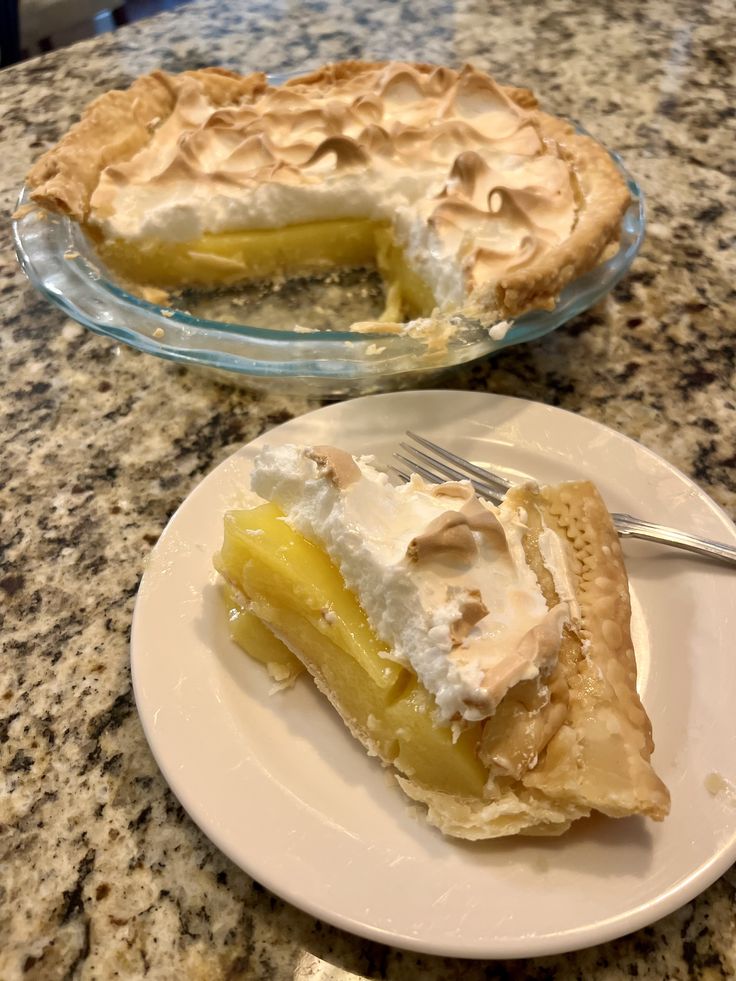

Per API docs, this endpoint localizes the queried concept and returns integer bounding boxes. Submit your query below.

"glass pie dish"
[13,139,644,400]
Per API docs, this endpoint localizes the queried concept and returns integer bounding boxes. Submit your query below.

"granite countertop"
[1,0,735,977]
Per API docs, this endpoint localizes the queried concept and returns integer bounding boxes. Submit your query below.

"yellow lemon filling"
[216,502,487,798]
[91,219,437,323]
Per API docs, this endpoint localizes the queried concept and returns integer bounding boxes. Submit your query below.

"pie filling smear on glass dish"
[214,445,670,840]
[26,61,630,337]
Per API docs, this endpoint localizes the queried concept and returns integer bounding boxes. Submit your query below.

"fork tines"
[392,431,512,505]
[390,432,736,566]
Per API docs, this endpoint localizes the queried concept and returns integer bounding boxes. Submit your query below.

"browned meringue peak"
[303,136,370,170]
[471,236,548,287]
[429,150,576,257]
[444,150,570,229]
[406,510,478,563]
[459,496,507,541]
[405,494,508,564]
[448,587,490,645]
[456,603,568,713]
[305,445,361,489]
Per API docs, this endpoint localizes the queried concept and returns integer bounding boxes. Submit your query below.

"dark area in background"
[1,0,192,67]
[1,0,21,64]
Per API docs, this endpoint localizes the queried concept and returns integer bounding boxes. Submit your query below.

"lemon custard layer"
[91,219,436,322]
[215,445,669,839]
[27,61,630,328]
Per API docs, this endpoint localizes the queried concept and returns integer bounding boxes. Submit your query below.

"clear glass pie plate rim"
[12,136,645,385]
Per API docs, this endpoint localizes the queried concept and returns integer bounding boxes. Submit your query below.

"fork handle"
[612,512,736,566]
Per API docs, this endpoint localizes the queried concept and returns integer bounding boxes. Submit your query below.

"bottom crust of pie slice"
[215,481,670,840]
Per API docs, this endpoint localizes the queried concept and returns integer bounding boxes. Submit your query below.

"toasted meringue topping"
[89,62,579,309]
[305,445,361,488]
[251,443,575,722]
[459,496,507,540]
[449,588,490,645]
[472,603,569,710]
[406,510,479,563]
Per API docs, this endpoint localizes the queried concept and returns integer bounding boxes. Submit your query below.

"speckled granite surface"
[1,0,735,978]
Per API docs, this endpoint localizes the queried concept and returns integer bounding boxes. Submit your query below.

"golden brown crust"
[396,778,589,838]
[26,68,268,222]
[515,481,670,822]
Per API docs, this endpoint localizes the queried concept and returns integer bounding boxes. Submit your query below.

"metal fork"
[392,431,736,567]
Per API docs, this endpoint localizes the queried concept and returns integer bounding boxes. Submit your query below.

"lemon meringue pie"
[27,61,630,330]
[215,445,670,839]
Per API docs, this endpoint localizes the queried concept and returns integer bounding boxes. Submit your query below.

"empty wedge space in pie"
[214,444,670,839]
[26,60,630,333]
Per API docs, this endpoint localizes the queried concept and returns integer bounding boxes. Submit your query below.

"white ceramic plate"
[131,390,736,959]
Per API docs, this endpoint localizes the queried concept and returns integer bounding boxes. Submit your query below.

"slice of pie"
[214,444,669,839]
[26,61,630,331]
